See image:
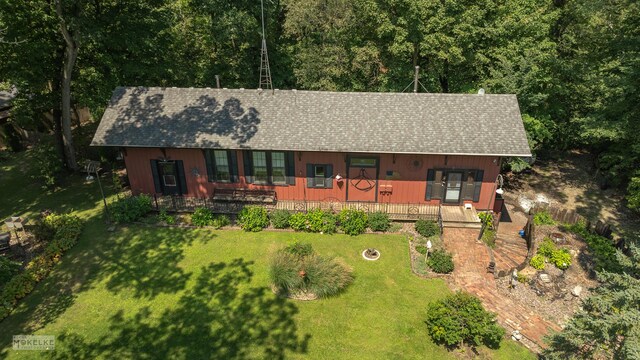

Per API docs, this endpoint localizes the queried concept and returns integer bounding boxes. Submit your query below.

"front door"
[444,171,463,204]
[158,161,180,195]
[347,157,378,202]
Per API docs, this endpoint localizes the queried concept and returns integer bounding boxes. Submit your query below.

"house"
[91,87,530,218]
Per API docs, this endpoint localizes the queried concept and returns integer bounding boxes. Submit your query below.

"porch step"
[443,221,482,229]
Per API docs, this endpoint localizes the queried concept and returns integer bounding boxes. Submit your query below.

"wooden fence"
[531,204,613,239]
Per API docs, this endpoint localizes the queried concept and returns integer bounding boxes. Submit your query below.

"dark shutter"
[426,169,435,200]
[286,152,296,185]
[229,150,239,183]
[266,152,273,184]
[463,170,476,200]
[324,164,333,189]
[306,164,314,188]
[204,150,215,182]
[473,170,484,202]
[176,160,188,195]
[243,151,254,184]
[432,170,444,200]
[150,160,161,193]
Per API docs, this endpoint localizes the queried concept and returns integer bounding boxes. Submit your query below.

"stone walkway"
[443,228,560,353]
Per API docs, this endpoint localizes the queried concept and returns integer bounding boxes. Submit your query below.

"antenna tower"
[258,0,273,91]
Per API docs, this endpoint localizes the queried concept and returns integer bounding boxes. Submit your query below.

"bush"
[425,292,505,349]
[538,237,556,258]
[627,175,640,213]
[565,222,620,272]
[533,210,556,225]
[427,249,454,274]
[31,143,63,189]
[415,219,439,238]
[0,257,22,286]
[31,211,57,242]
[270,210,291,229]
[157,209,176,225]
[478,211,494,228]
[529,254,545,270]
[191,207,214,227]
[415,244,428,255]
[238,206,269,232]
[110,195,153,223]
[368,211,391,232]
[550,249,572,270]
[211,215,230,229]
[289,212,308,232]
[307,208,338,234]
[481,228,496,248]
[270,244,353,298]
[339,209,368,236]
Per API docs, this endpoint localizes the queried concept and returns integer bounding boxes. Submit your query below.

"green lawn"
[0,152,534,359]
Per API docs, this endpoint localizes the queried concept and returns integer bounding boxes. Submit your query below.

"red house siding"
[124,147,501,210]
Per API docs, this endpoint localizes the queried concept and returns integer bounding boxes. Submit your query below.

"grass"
[0,151,534,359]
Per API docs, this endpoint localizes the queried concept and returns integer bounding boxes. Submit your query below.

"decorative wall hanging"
[350,168,375,191]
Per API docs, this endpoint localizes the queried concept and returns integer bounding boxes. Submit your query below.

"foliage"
[529,254,545,270]
[506,157,531,173]
[112,171,124,193]
[110,195,153,223]
[538,237,556,258]
[0,212,82,321]
[425,292,504,349]
[367,211,390,232]
[31,210,57,242]
[533,210,556,226]
[211,215,230,229]
[388,222,403,233]
[478,212,494,229]
[550,249,572,270]
[427,250,454,274]
[338,209,368,236]
[289,212,308,232]
[157,209,176,225]
[543,244,640,359]
[415,244,428,255]
[517,274,529,284]
[270,210,292,229]
[289,209,337,234]
[238,206,269,232]
[627,175,640,213]
[565,222,620,273]
[270,243,353,298]
[191,207,214,227]
[415,220,439,238]
[481,228,496,248]
[0,256,21,287]
[31,143,63,189]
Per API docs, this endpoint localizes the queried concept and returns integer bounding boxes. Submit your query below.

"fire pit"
[362,248,380,261]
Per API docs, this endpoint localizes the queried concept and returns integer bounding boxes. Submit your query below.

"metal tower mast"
[258,0,273,90]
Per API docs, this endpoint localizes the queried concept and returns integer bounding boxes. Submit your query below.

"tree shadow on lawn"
[0,222,206,356]
[49,259,311,359]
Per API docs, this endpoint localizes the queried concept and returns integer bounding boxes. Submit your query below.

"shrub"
[550,249,572,270]
[530,254,545,270]
[481,228,496,248]
[627,175,640,213]
[270,210,291,229]
[0,257,22,286]
[425,292,505,349]
[289,212,307,232]
[565,222,620,272]
[538,237,556,258]
[31,143,63,189]
[110,195,153,223]
[339,209,368,236]
[368,211,391,232]
[191,207,214,227]
[478,211,494,228]
[533,210,556,225]
[270,244,353,298]
[427,249,454,274]
[211,215,230,229]
[157,209,176,225]
[31,211,57,242]
[517,274,529,283]
[238,206,269,232]
[388,222,403,233]
[415,244,428,255]
[307,208,338,234]
[415,219,439,238]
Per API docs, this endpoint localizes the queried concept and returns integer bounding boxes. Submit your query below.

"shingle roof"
[91,87,531,157]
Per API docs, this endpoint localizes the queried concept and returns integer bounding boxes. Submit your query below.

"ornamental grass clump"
[270,242,353,299]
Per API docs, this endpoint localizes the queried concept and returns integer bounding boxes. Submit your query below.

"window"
[243,151,295,185]
[350,158,377,167]
[314,165,326,187]
[252,151,268,183]
[306,163,333,189]
[204,149,238,183]
[160,162,177,187]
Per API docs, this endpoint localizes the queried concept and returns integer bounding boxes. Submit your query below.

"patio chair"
[0,232,10,253]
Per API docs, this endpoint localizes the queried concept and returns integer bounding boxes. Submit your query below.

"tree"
[425,291,504,349]
[543,244,640,359]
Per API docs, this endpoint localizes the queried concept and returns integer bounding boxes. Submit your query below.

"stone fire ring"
[362,249,381,261]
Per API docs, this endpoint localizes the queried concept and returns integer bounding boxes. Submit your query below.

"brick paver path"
[443,228,561,353]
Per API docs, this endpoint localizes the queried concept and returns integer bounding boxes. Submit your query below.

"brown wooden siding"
[124,148,501,209]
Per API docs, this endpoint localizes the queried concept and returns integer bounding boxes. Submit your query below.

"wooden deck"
[440,206,481,228]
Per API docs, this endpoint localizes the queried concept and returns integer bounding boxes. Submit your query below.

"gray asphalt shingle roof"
[91,87,531,157]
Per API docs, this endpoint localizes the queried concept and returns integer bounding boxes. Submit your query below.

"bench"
[212,188,276,204]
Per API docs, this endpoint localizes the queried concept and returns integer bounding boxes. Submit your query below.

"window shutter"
[243,151,253,184]
[463,171,476,200]
[425,169,435,200]
[432,170,444,200]
[176,160,188,195]
[204,150,215,182]
[229,150,239,183]
[306,164,314,188]
[473,170,484,202]
[150,160,161,193]
[266,152,273,184]
[286,151,296,185]
[325,164,333,189]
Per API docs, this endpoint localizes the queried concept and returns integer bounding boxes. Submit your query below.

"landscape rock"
[546,266,563,277]
[518,195,535,213]
[539,273,552,283]
[571,285,582,297]
[535,193,550,207]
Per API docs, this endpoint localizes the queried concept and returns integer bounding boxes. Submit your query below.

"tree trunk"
[55,0,79,171]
